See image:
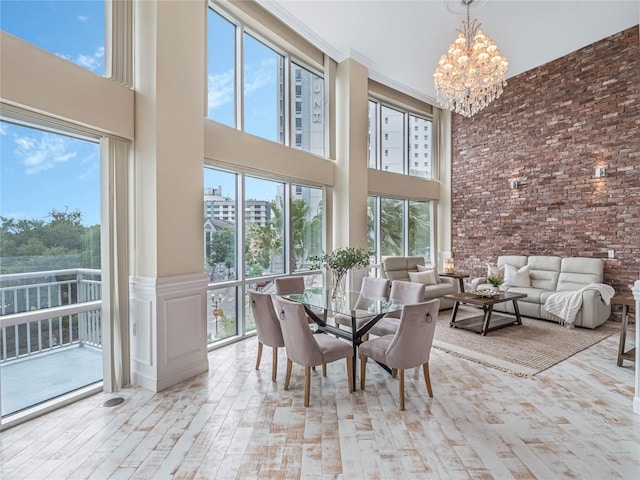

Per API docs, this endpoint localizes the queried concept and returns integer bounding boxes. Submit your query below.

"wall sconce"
[510,180,520,189]
[595,167,607,178]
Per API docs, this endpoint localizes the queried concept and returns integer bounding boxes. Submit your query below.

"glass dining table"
[279,287,404,391]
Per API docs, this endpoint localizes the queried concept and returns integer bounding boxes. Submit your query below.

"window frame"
[367,194,434,266]
[204,164,326,347]
[368,97,434,179]
[207,3,327,157]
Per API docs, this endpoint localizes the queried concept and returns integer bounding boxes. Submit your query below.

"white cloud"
[0,124,7,136]
[11,132,78,175]
[207,57,278,112]
[207,69,235,111]
[56,46,104,73]
[79,162,100,182]
[244,58,277,96]
[76,46,105,71]
[77,15,89,22]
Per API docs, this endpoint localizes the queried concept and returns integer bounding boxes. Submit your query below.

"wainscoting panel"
[129,273,209,392]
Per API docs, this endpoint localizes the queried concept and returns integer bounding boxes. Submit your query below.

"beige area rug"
[433,306,619,377]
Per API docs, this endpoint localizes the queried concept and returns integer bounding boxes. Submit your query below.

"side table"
[612,295,635,367]
[440,272,470,293]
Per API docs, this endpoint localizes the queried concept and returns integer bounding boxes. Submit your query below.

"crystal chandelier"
[433,0,509,117]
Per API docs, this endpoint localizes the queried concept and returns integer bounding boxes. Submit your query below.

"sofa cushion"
[408,270,438,285]
[405,256,427,272]
[527,255,561,291]
[556,257,603,291]
[487,263,505,279]
[504,264,531,287]
[497,255,528,269]
[382,256,425,281]
[424,282,457,296]
[503,286,546,304]
[417,263,441,282]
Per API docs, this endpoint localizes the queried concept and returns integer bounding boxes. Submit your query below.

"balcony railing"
[0,268,103,417]
[0,269,102,361]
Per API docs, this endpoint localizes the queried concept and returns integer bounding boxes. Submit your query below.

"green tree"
[367,196,377,257]
[0,209,100,274]
[290,199,309,265]
[408,201,430,258]
[208,227,235,278]
[380,198,404,256]
[246,223,281,273]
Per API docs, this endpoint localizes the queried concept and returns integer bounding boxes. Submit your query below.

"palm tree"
[380,198,404,256]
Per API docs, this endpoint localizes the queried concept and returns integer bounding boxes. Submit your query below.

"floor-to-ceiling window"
[0,120,103,417]
[0,0,105,76]
[204,166,324,345]
[207,7,236,128]
[368,195,433,265]
[207,4,326,156]
[368,98,433,179]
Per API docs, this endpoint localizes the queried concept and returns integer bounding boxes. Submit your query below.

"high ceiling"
[259,0,639,104]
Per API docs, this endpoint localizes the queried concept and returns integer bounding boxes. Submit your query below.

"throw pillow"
[504,264,531,287]
[486,263,505,279]
[408,270,438,285]
[417,264,441,282]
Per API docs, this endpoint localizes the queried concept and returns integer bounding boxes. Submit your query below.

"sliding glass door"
[0,120,103,417]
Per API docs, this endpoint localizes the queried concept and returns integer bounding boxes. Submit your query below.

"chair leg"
[322,363,327,377]
[304,366,311,407]
[423,362,433,398]
[346,357,354,393]
[359,354,367,391]
[256,341,263,370]
[399,368,405,411]
[391,368,398,378]
[272,347,278,382]
[284,358,293,390]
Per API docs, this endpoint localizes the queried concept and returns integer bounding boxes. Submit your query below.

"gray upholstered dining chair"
[275,297,354,407]
[367,280,425,337]
[275,275,318,325]
[274,276,305,295]
[359,299,439,410]
[334,277,391,332]
[249,290,285,382]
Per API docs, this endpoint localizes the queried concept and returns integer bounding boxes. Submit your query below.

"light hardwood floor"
[1,331,638,479]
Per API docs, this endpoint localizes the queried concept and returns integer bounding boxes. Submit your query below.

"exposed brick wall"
[451,26,639,295]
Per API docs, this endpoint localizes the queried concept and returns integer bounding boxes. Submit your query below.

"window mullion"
[403,199,410,256]
[284,185,292,273]
[236,23,244,132]
[403,111,409,175]
[376,101,382,170]
[237,173,246,334]
[283,56,291,147]
[376,196,382,264]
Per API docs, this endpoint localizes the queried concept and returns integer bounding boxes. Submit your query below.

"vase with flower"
[308,247,370,300]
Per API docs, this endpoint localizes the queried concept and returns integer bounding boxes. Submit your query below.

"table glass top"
[282,287,404,318]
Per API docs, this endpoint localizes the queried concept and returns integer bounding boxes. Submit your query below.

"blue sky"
[1,2,280,226]
[1,1,104,226]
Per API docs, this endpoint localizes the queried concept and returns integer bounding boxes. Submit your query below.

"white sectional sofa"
[470,255,612,329]
[381,256,457,310]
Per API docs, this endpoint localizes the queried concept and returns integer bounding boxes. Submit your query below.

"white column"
[334,58,369,290]
[633,280,640,414]
[130,0,208,392]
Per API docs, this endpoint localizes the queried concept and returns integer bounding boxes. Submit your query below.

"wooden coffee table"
[444,291,527,336]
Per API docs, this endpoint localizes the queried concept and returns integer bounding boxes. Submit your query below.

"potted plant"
[309,247,370,299]
[486,274,504,291]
